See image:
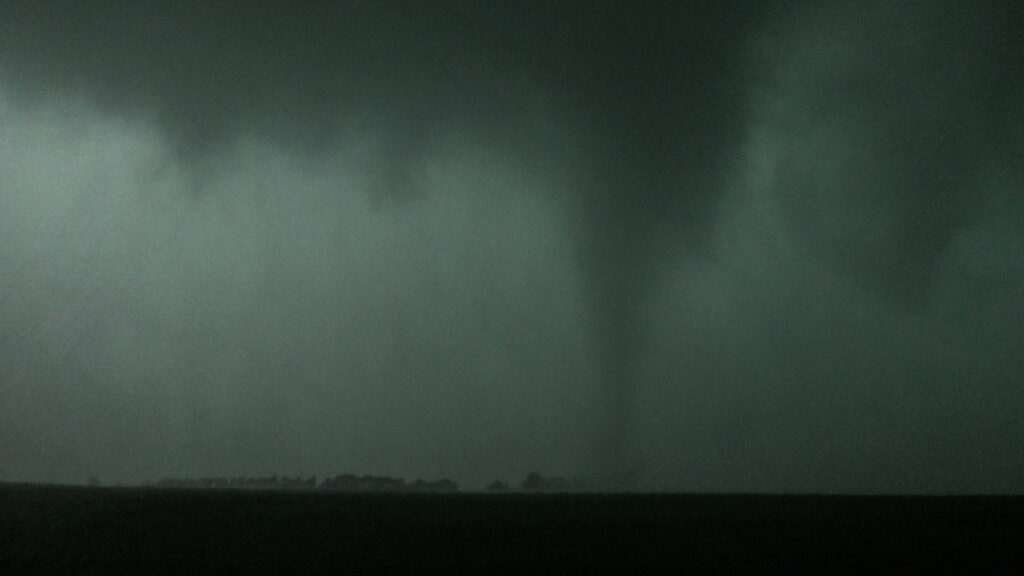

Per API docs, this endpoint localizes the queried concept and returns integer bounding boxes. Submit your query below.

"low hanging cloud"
[1,2,1022,493]
[0,85,600,487]
[633,2,1024,492]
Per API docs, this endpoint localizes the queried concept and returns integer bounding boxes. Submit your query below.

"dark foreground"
[2,484,1022,572]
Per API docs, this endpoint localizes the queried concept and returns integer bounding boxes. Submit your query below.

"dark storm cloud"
[1,2,1022,491]
[630,1,1024,491]
[0,99,597,485]
[748,0,1024,305]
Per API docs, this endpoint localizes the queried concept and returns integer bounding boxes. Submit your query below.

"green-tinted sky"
[1,1,1021,492]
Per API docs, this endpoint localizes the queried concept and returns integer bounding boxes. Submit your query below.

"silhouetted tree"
[520,472,571,493]
[486,480,509,492]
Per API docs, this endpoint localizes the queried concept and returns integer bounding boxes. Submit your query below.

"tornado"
[562,8,756,487]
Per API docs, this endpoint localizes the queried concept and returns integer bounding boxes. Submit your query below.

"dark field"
[2,484,1022,572]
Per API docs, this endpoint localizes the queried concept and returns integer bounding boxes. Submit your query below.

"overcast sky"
[1,1,1022,492]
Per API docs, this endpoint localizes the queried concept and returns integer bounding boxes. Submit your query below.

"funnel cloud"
[1,2,1022,492]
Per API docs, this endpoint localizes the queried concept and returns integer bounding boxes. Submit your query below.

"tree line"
[147,471,584,493]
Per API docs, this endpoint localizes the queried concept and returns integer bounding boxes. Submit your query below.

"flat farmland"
[2,484,1022,572]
